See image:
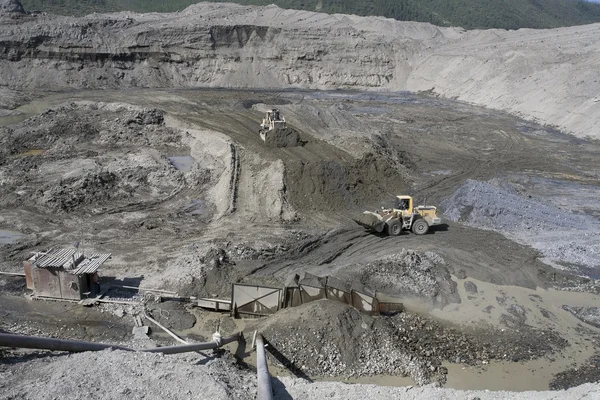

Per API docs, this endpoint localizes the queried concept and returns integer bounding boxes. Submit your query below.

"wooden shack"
[24,248,111,300]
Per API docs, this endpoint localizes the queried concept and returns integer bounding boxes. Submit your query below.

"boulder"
[0,0,25,14]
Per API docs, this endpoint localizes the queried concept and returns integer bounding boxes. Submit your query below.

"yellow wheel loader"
[354,195,442,236]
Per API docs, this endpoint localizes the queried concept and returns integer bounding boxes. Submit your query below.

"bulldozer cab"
[267,109,282,122]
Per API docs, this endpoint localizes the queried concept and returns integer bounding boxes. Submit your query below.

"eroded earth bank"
[1,2,600,400]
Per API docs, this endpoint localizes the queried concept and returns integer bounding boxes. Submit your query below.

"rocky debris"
[507,304,527,321]
[143,244,235,297]
[550,353,600,390]
[0,349,256,400]
[132,326,150,340]
[44,170,119,211]
[562,306,600,329]
[442,179,600,273]
[228,243,290,261]
[257,300,566,386]
[259,301,438,385]
[125,108,164,126]
[390,312,566,365]
[464,281,478,294]
[0,0,25,15]
[346,249,458,308]
[0,102,215,215]
[97,296,144,320]
[146,301,196,331]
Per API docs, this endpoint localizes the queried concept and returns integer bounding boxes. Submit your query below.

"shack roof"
[29,248,111,274]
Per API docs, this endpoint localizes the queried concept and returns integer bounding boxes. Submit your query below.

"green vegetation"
[20,0,600,30]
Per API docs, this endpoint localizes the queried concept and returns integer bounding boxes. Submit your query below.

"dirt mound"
[259,300,440,385]
[0,349,255,400]
[284,152,409,212]
[143,245,236,297]
[262,127,303,148]
[258,299,566,386]
[340,249,459,308]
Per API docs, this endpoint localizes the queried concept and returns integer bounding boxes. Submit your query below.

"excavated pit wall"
[1,3,599,139]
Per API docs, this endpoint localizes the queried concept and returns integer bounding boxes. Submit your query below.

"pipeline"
[256,334,273,400]
[0,332,243,355]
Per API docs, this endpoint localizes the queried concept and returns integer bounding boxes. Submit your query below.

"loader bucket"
[353,212,385,233]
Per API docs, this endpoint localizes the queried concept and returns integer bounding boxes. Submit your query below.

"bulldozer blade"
[353,212,385,233]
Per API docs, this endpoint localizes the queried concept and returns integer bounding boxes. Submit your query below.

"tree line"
[20,0,600,30]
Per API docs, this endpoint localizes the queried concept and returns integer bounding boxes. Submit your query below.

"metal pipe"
[0,332,132,352]
[142,332,242,354]
[0,332,243,355]
[0,272,26,277]
[256,334,273,400]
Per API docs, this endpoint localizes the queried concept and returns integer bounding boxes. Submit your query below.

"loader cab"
[395,196,413,214]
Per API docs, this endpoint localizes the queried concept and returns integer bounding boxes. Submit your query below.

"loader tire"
[385,220,402,236]
[412,219,429,235]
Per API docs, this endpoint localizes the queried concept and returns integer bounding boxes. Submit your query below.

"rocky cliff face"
[0,6,433,90]
[1,2,599,139]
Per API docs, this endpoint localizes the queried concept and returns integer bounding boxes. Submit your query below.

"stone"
[464,281,478,294]
[0,0,25,14]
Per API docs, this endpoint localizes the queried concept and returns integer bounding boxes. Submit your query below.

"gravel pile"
[228,243,291,261]
[388,313,567,366]
[0,349,256,400]
[562,306,600,329]
[341,249,458,308]
[442,179,600,273]
[143,244,234,297]
[257,298,568,387]
[260,300,437,385]
[550,353,600,391]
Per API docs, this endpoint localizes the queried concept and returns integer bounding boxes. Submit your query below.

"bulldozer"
[259,109,286,142]
[354,195,442,236]
[258,109,302,148]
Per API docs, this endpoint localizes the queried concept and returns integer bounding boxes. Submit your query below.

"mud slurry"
[1,89,600,392]
[0,103,185,213]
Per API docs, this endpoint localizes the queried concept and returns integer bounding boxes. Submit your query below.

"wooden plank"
[144,313,188,345]
[95,298,140,305]
[197,298,232,312]
[109,284,178,295]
